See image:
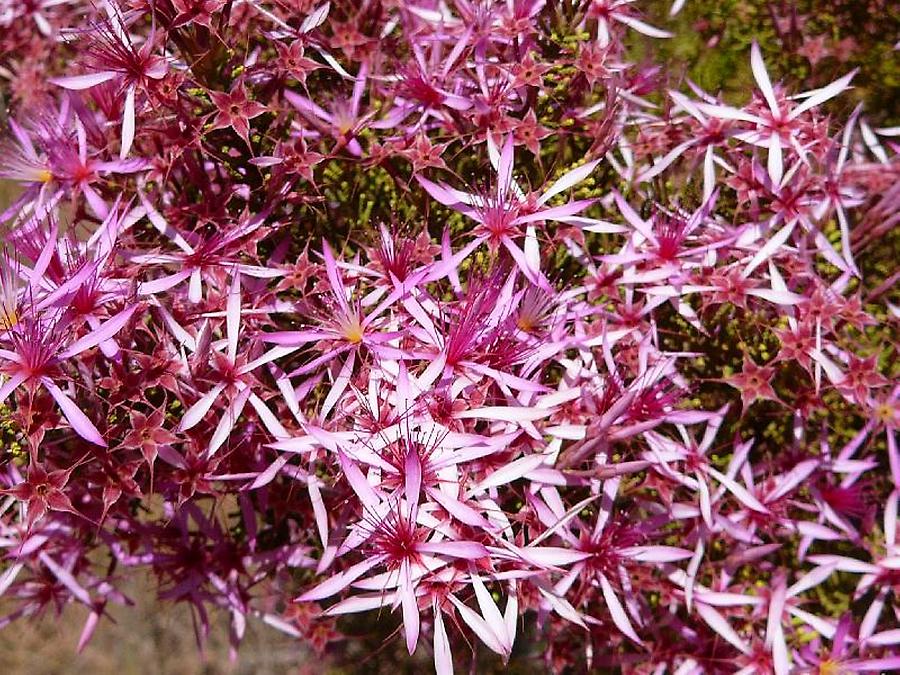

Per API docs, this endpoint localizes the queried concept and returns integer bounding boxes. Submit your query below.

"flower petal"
[41,378,106,446]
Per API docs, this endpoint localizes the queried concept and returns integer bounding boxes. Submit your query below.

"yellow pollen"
[517,315,535,332]
[38,169,53,183]
[818,659,842,675]
[0,307,17,331]
[875,403,894,424]
[342,318,364,344]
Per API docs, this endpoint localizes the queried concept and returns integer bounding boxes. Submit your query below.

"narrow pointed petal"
[179,384,226,431]
[433,604,454,675]
[497,135,514,201]
[789,69,857,119]
[50,71,117,90]
[599,574,642,644]
[0,371,28,406]
[750,42,780,115]
[399,560,420,654]
[227,271,241,362]
[41,378,106,446]
[696,603,751,654]
[59,305,138,358]
[538,158,602,205]
[208,388,250,456]
[297,556,384,601]
[120,85,136,159]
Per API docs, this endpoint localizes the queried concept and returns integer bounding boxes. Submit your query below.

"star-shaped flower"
[209,84,268,147]
[724,355,780,412]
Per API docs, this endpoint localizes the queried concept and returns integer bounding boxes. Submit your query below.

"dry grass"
[0,575,315,675]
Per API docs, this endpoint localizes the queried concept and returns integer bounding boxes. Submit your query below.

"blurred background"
[0,578,312,675]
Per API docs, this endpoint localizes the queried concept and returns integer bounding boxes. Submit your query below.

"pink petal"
[77,609,102,653]
[866,629,900,646]
[616,14,672,39]
[321,241,350,312]
[0,371,28,406]
[637,141,695,183]
[514,199,597,225]
[599,573,642,644]
[50,71,117,90]
[226,271,241,362]
[249,455,291,490]
[471,574,511,654]
[538,158,602,205]
[433,605,454,675]
[769,459,820,502]
[497,135,514,201]
[806,555,878,575]
[707,467,769,513]
[138,269,193,296]
[0,562,23,596]
[325,594,394,615]
[448,594,507,657]
[538,587,587,629]
[259,330,329,346]
[455,406,552,422]
[750,42,780,116]
[415,175,463,207]
[696,102,762,124]
[514,546,592,567]
[767,133,783,186]
[179,383,226,431]
[300,2,331,32]
[399,561,420,654]
[38,552,92,605]
[425,487,492,529]
[885,490,897,548]
[247,393,289,440]
[417,541,489,558]
[696,603,751,654]
[321,351,355,419]
[789,69,858,119]
[284,90,333,123]
[765,583,786,648]
[41,378,106,446]
[404,445,422,508]
[59,305,138,358]
[120,85,136,159]
[208,387,250,456]
[473,454,546,491]
[620,545,693,563]
[337,450,380,508]
[297,555,384,601]
[742,219,796,278]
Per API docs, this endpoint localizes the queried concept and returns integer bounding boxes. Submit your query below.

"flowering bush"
[0,1,898,672]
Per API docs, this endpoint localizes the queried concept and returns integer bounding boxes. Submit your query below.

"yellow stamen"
[341,316,364,344]
[875,402,894,424]
[517,315,535,333]
[0,308,17,331]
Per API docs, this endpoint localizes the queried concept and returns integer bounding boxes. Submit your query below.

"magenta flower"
[0,0,895,669]
[695,42,856,185]
[49,4,166,159]
[417,135,610,287]
[208,84,267,148]
[0,306,136,446]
